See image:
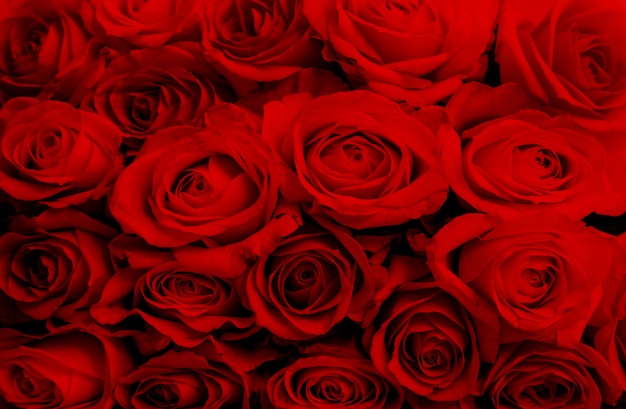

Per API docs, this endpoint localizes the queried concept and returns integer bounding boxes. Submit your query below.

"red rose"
[0,0,105,104]
[0,209,117,325]
[0,98,123,206]
[81,0,203,48]
[245,222,382,340]
[83,43,234,148]
[91,257,254,348]
[442,83,609,219]
[263,91,448,230]
[303,0,498,106]
[427,213,618,349]
[497,0,626,115]
[593,318,626,393]
[0,326,133,409]
[115,349,249,409]
[202,0,322,82]
[483,341,621,409]
[364,262,481,402]
[109,121,279,248]
[265,354,403,409]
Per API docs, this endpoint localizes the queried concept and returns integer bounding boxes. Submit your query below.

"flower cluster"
[1,0,626,408]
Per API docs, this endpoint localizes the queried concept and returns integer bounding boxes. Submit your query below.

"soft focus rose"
[497,0,626,115]
[246,222,382,340]
[483,341,621,409]
[265,354,403,409]
[115,349,248,409]
[91,258,254,348]
[202,0,322,82]
[427,213,618,348]
[593,318,626,393]
[0,98,123,206]
[442,83,609,219]
[81,0,203,48]
[0,327,133,409]
[0,209,117,325]
[303,0,498,106]
[364,275,480,402]
[109,120,279,248]
[0,0,105,104]
[263,91,448,230]
[83,43,234,148]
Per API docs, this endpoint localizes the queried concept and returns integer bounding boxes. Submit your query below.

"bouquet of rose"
[0,0,625,408]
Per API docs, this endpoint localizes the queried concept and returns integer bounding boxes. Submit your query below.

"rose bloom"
[442,83,609,219]
[497,0,626,115]
[81,0,203,48]
[0,98,123,206]
[83,43,234,148]
[303,0,498,106]
[202,0,322,82]
[115,349,248,409]
[91,258,254,348]
[0,209,116,325]
[109,120,279,248]
[427,213,618,348]
[483,341,621,409]
[0,327,133,409]
[265,354,403,409]
[364,280,480,402]
[246,222,380,340]
[0,0,105,104]
[262,90,448,230]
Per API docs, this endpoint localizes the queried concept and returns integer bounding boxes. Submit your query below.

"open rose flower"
[442,83,609,219]
[303,0,498,106]
[364,257,480,403]
[245,222,382,340]
[427,213,619,349]
[202,0,322,82]
[109,120,279,248]
[0,209,116,325]
[81,0,203,48]
[0,0,105,104]
[265,353,402,409]
[83,43,234,149]
[115,349,248,409]
[483,341,621,409]
[263,91,448,230]
[497,0,626,115]
[0,327,133,409]
[91,257,254,348]
[0,98,123,206]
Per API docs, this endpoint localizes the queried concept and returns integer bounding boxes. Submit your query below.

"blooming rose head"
[202,0,322,82]
[428,213,619,348]
[0,98,123,206]
[303,0,498,106]
[115,349,248,409]
[83,43,234,149]
[364,261,480,403]
[265,353,403,409]
[0,209,117,324]
[263,91,448,230]
[81,0,203,48]
[0,327,133,409]
[0,0,105,104]
[109,119,279,248]
[442,83,609,219]
[482,341,621,409]
[497,0,626,115]
[91,256,254,348]
[245,221,381,340]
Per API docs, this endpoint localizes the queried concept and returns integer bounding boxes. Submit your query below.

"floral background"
[0,0,626,408]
